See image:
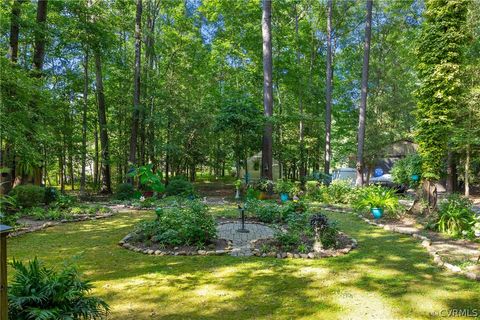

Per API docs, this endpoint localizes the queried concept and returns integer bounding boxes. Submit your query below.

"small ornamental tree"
[415,0,469,209]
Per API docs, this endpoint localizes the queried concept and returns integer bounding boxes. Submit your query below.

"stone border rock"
[8,211,116,238]
[118,233,234,256]
[249,232,357,259]
[321,205,479,281]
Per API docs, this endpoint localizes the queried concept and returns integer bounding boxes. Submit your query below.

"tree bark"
[261,0,273,180]
[94,50,111,194]
[129,0,142,177]
[465,145,470,197]
[295,4,306,182]
[324,0,333,176]
[80,51,88,196]
[33,0,48,75]
[9,0,24,63]
[355,0,372,187]
[94,120,99,189]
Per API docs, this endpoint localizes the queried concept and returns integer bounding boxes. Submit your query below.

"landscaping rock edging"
[118,233,234,256]
[321,205,480,281]
[250,234,358,260]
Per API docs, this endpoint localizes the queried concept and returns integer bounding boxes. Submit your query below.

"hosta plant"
[436,193,476,238]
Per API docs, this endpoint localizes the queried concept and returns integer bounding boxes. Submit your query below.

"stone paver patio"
[217,222,275,257]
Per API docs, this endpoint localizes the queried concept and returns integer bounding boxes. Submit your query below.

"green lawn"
[7,208,480,319]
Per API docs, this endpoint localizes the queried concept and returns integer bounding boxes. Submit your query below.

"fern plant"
[8,258,109,320]
[436,194,476,238]
[354,186,399,213]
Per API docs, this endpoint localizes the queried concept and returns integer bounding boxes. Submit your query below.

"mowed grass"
[7,208,480,320]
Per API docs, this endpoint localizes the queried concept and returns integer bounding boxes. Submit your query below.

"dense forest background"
[0,0,479,195]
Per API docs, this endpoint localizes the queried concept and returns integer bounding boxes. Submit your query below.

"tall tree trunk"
[261,0,273,180]
[80,51,88,196]
[324,0,333,176]
[94,50,111,193]
[33,0,48,75]
[94,120,99,189]
[9,0,24,63]
[446,150,455,193]
[295,4,305,182]
[355,0,372,187]
[465,145,470,197]
[129,0,142,177]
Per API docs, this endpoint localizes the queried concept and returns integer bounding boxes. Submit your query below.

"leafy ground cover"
[7,207,479,319]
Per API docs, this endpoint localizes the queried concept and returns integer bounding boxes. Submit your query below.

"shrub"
[254,178,274,192]
[274,179,294,195]
[391,153,422,187]
[53,193,77,209]
[10,185,45,208]
[44,187,58,204]
[320,180,355,204]
[115,183,134,200]
[436,193,476,238]
[354,185,399,214]
[165,176,195,196]
[128,164,165,193]
[8,258,109,320]
[305,181,322,200]
[133,200,216,246]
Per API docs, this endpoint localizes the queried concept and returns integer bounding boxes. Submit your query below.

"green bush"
[115,183,135,200]
[354,185,399,215]
[165,176,195,196]
[53,194,77,209]
[133,200,216,246]
[391,153,422,187]
[10,185,45,208]
[436,193,476,238]
[44,187,58,204]
[320,180,356,204]
[274,179,294,194]
[8,258,109,320]
[305,181,322,200]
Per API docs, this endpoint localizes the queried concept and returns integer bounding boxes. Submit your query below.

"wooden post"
[0,225,12,320]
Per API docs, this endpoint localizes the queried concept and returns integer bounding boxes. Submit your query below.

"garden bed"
[119,233,232,256]
[251,231,357,259]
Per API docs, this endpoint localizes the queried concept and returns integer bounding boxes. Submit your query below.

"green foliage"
[53,194,77,209]
[310,213,339,249]
[8,258,109,320]
[245,199,282,223]
[115,183,135,200]
[436,193,477,238]
[254,178,274,192]
[354,185,399,214]
[44,187,58,205]
[391,154,423,186]
[319,180,356,205]
[128,164,165,193]
[133,200,216,246]
[165,176,195,197]
[415,0,470,181]
[9,185,45,208]
[274,179,294,194]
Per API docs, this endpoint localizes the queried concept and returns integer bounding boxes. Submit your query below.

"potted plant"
[234,179,242,199]
[355,186,399,219]
[274,179,293,202]
[255,178,273,200]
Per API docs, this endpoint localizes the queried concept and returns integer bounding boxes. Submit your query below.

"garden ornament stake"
[0,224,12,320]
[237,204,249,233]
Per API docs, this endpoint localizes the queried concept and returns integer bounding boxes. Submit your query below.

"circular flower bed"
[119,200,232,256]
[250,212,357,259]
